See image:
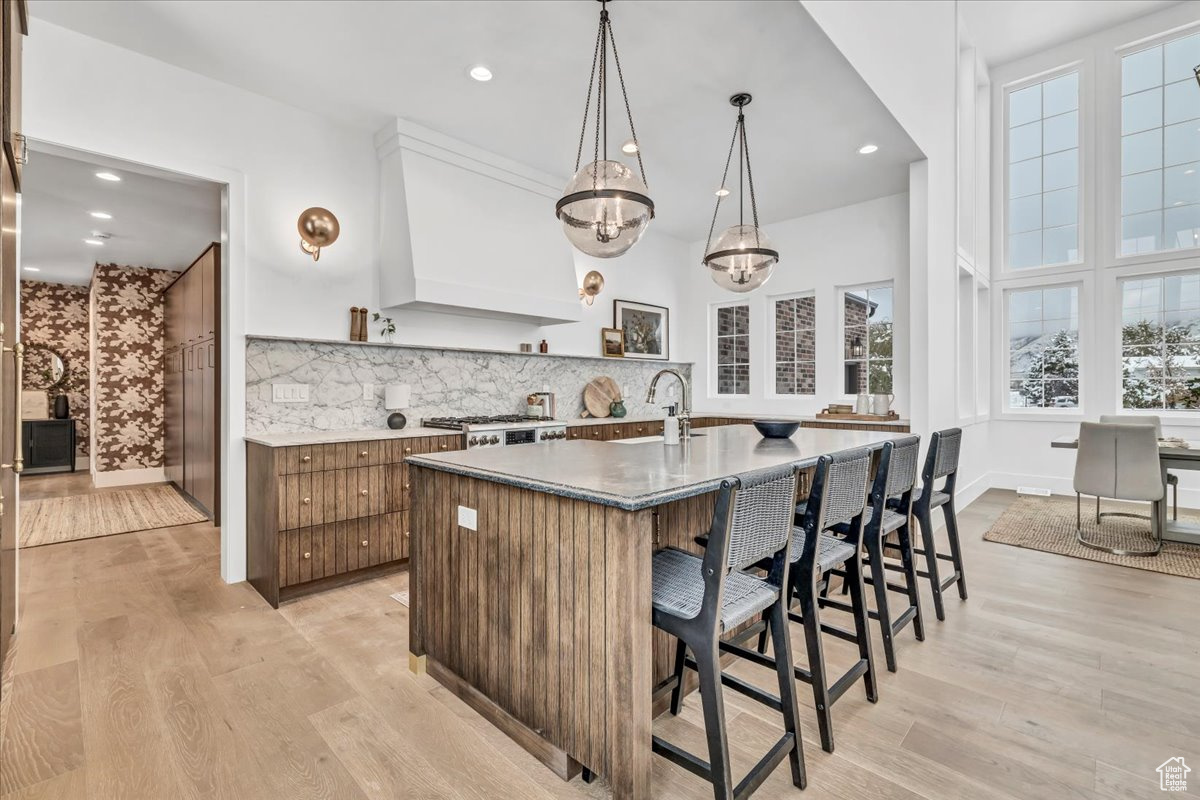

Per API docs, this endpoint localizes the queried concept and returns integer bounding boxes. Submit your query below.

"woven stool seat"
[652,548,777,632]
[789,528,856,571]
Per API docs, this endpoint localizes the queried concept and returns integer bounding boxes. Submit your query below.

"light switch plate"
[272,383,309,403]
[457,505,478,531]
[362,383,374,401]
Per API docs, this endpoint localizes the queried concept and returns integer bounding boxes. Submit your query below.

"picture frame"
[601,327,625,358]
[613,299,669,361]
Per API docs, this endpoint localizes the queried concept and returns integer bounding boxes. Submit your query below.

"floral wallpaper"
[19,280,91,455]
[91,264,177,472]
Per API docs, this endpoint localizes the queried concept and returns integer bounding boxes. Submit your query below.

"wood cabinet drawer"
[277,466,386,528]
[278,440,393,474]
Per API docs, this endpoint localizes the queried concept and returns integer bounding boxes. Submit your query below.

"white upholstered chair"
[1074,422,1164,557]
[1099,414,1178,520]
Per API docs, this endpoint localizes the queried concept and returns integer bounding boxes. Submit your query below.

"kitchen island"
[406,425,906,798]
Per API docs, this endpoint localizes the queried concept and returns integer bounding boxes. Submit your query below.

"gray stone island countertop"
[244,426,450,447]
[407,425,908,510]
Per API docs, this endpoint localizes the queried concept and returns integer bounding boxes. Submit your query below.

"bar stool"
[767,448,876,754]
[653,463,806,799]
[902,428,967,622]
[823,436,924,672]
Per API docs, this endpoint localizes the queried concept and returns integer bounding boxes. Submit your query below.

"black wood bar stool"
[653,463,806,799]
[823,436,924,672]
[889,428,967,621]
[754,448,876,754]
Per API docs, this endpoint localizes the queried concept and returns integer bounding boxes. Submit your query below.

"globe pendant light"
[556,0,654,259]
[702,93,779,292]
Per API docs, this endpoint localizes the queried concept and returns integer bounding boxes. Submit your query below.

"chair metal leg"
[669,639,687,716]
[767,591,807,790]
[898,520,925,642]
[844,549,879,702]
[865,529,897,672]
[914,507,946,621]
[1076,494,1163,557]
[942,500,968,601]
[694,641,735,800]
[796,573,835,753]
[1173,480,1178,521]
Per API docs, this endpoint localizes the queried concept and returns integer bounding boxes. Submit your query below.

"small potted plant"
[372,312,396,343]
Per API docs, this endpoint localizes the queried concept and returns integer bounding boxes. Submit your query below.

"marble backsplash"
[245,336,693,434]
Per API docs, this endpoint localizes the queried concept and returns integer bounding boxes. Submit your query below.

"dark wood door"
[183,341,198,496]
[163,346,183,487]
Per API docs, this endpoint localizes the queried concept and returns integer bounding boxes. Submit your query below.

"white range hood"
[376,118,582,326]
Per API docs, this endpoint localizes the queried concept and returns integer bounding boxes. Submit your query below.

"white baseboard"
[91,466,167,488]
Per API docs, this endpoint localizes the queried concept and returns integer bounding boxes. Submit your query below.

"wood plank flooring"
[3,487,1199,798]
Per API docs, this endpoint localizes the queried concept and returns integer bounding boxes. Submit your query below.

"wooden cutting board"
[583,376,621,418]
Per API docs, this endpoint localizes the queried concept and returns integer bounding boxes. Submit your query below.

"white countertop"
[408,425,908,510]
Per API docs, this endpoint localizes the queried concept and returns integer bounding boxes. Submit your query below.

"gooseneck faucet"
[646,368,692,439]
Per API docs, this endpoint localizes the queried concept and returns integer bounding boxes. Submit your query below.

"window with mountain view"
[1121,273,1200,409]
[843,287,893,395]
[1007,285,1079,408]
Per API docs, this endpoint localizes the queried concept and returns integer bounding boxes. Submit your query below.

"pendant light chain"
[573,12,605,174]
[741,110,762,241]
[703,116,741,261]
[607,23,648,188]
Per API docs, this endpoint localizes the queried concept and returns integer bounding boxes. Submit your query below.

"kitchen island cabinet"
[406,425,904,798]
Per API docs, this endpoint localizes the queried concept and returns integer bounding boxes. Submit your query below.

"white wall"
[23,20,690,582]
[983,3,1200,505]
[680,193,909,417]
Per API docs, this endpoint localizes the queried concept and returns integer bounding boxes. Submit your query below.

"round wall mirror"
[24,344,67,392]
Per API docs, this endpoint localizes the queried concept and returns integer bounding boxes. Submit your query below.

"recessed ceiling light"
[95,171,122,182]
[1187,169,1196,175]
[715,187,730,197]
[84,238,105,246]
[858,144,879,155]
[469,65,493,82]
[621,139,638,155]
[23,266,39,272]
[89,210,113,219]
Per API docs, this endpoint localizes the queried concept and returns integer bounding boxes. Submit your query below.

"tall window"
[1121,273,1200,409]
[843,287,893,394]
[773,295,816,395]
[1007,285,1079,408]
[715,304,749,395]
[1006,72,1080,269]
[1120,32,1200,255]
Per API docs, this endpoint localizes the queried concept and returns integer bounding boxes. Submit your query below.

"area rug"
[19,484,208,548]
[983,495,1200,579]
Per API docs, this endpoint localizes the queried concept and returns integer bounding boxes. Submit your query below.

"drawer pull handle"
[360,489,368,496]
[360,450,368,458]
[440,444,448,450]
[361,540,369,547]
[302,497,311,505]
[303,552,311,560]
[301,455,311,463]
[404,447,412,454]
[404,531,411,538]
[404,483,410,490]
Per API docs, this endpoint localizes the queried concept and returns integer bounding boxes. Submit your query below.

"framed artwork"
[601,327,625,358]
[614,300,668,360]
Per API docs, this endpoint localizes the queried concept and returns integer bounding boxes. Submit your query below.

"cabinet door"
[197,339,216,514]
[200,245,216,341]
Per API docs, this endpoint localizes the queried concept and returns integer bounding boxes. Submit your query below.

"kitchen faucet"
[646,369,692,439]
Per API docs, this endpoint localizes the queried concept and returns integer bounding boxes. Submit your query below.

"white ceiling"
[29,0,923,242]
[21,146,221,285]
[960,0,1182,67]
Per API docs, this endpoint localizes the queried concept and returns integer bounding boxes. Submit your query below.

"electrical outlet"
[457,505,478,531]
[272,383,309,403]
[362,383,374,401]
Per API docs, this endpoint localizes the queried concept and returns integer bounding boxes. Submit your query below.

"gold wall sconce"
[298,207,340,261]
[579,269,605,305]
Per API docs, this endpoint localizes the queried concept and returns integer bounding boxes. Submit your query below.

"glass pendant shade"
[705,224,778,292]
[557,160,653,259]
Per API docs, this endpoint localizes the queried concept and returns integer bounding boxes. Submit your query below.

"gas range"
[423,415,568,449]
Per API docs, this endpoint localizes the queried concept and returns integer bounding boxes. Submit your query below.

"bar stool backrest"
[799,448,870,563]
[919,428,963,502]
[715,463,801,573]
[883,435,922,500]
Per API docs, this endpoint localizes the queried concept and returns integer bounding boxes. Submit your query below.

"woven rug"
[983,495,1200,579]
[20,484,208,548]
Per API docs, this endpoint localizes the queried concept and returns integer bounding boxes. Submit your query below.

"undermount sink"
[610,433,706,444]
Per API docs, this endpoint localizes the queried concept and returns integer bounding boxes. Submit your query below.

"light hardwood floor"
[2,487,1198,799]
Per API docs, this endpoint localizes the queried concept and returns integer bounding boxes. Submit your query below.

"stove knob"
[557,431,566,439]
[469,436,479,446]
[540,432,548,440]
[489,435,500,445]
